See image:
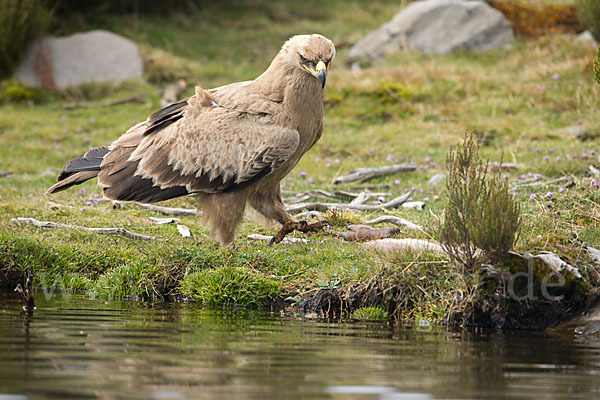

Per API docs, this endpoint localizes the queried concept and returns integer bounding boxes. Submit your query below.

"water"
[1,293,599,400]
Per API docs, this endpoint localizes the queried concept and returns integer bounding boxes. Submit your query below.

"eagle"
[48,34,336,246]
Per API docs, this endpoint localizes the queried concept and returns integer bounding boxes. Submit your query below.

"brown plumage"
[48,34,336,246]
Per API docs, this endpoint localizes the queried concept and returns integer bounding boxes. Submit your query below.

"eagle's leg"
[269,219,330,245]
[248,188,329,245]
[197,191,248,246]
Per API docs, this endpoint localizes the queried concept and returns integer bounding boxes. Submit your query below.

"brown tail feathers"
[47,146,109,193]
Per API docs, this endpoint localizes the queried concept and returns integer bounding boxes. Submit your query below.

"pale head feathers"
[278,34,336,73]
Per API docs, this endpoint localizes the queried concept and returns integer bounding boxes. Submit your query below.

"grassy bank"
[1,0,599,323]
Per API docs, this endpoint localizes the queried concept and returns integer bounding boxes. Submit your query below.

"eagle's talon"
[298,220,309,232]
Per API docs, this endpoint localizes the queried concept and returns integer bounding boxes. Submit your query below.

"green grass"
[1,0,599,322]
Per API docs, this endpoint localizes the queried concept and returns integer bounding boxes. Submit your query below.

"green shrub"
[352,306,389,321]
[181,266,282,308]
[0,79,54,104]
[576,0,600,41]
[0,0,48,77]
[440,132,521,271]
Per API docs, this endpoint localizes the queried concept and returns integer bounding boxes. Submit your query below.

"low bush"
[440,132,521,271]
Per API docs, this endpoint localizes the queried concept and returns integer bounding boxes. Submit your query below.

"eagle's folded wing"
[97,87,299,203]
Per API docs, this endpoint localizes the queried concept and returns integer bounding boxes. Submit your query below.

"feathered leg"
[197,191,248,246]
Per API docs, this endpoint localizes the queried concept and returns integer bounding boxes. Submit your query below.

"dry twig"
[365,215,423,230]
[333,164,417,184]
[247,234,308,244]
[136,203,198,216]
[11,217,155,241]
[285,192,411,214]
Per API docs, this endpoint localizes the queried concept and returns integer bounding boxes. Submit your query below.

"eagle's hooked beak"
[315,60,327,89]
[304,60,327,89]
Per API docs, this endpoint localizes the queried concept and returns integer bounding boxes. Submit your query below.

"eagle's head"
[280,34,336,89]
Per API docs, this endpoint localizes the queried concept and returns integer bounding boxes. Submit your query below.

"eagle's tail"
[47,146,109,194]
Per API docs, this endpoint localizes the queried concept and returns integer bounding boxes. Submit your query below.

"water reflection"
[0,292,599,399]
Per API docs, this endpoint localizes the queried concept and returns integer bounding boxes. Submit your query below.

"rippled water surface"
[1,292,600,399]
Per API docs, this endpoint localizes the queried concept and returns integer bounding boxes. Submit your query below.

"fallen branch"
[401,201,426,211]
[247,233,308,244]
[333,190,389,200]
[283,189,389,204]
[148,217,181,224]
[11,217,155,241]
[136,203,198,216]
[365,215,423,230]
[513,176,573,188]
[295,210,324,220]
[285,192,411,214]
[349,191,370,206]
[333,163,417,184]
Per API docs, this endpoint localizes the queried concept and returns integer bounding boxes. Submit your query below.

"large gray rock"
[348,0,514,64]
[14,30,143,90]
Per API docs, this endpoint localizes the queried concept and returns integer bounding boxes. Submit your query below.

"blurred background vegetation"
[2,0,599,78]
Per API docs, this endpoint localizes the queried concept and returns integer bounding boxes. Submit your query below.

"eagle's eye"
[299,54,309,64]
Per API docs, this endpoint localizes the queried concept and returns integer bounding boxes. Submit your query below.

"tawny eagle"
[48,34,336,245]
